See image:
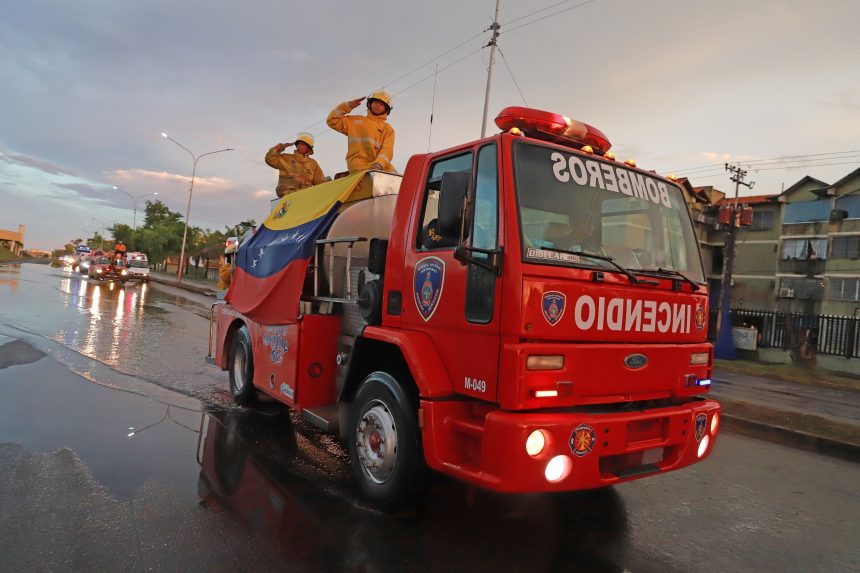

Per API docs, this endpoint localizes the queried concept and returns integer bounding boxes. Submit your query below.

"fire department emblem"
[694,413,707,442]
[570,423,596,457]
[413,257,445,321]
[272,200,292,220]
[541,291,566,326]
[694,304,706,331]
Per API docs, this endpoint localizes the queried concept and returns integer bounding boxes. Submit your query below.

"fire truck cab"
[208,107,719,506]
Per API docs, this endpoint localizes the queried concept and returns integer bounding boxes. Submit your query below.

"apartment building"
[692,166,860,316]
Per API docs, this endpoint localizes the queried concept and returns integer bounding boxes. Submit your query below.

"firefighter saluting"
[265,132,326,198]
[327,90,396,174]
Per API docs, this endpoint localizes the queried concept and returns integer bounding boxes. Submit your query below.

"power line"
[677,157,860,179]
[504,0,586,26]
[681,159,860,182]
[498,47,528,106]
[504,0,602,35]
[211,1,605,184]
[749,159,860,172]
[210,1,604,183]
[672,149,860,175]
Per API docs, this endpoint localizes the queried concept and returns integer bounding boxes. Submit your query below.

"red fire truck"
[207,106,720,506]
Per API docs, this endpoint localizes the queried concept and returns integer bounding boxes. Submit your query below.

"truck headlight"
[544,455,572,483]
[526,429,547,457]
[697,435,710,458]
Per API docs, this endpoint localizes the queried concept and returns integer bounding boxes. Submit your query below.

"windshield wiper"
[639,267,701,291]
[537,247,642,285]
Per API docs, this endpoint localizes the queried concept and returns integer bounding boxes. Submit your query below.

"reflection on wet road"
[1,263,222,403]
[198,408,631,572]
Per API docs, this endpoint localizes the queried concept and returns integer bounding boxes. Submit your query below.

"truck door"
[402,143,503,401]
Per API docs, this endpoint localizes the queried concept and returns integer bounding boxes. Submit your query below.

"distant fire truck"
[207,107,720,506]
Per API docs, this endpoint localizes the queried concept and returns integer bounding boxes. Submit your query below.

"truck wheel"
[348,372,422,507]
[228,326,256,406]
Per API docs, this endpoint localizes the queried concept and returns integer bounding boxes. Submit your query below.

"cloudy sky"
[2,0,858,249]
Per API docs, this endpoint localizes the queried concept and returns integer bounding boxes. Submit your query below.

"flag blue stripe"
[236,208,339,279]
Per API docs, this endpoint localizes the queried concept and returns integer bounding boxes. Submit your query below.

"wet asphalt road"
[0,262,858,573]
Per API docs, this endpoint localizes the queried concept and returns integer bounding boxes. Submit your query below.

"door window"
[416,152,473,251]
[465,144,498,323]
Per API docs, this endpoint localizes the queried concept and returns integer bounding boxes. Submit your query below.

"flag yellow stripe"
[264,171,367,230]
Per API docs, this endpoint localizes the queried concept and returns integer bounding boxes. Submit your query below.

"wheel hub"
[356,401,397,484]
[233,347,246,391]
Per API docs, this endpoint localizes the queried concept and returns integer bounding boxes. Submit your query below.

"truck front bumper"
[421,397,719,492]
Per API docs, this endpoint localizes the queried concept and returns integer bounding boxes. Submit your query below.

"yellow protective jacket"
[326,102,396,173]
[218,263,232,290]
[264,146,326,197]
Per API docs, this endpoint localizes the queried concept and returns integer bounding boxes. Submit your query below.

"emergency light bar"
[495,106,612,155]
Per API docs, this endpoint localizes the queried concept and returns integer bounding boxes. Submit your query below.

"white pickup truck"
[125,252,150,282]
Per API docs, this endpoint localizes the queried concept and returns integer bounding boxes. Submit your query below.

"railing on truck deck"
[309,236,367,308]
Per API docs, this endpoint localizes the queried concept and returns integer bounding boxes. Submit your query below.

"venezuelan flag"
[226,171,367,324]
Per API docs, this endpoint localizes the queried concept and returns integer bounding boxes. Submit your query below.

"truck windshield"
[513,141,705,283]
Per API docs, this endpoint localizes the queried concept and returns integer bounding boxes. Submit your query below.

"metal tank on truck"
[207,107,720,507]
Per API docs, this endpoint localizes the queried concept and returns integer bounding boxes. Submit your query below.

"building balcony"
[778,258,826,275]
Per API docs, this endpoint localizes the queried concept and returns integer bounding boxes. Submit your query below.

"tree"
[108,224,135,249]
[142,200,183,229]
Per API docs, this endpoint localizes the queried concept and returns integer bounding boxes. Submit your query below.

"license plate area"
[642,447,664,465]
[626,417,667,445]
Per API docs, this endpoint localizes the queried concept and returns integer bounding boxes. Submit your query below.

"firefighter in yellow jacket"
[265,132,326,197]
[327,90,396,173]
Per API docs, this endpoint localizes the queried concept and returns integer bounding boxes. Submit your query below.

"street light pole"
[113,186,158,229]
[161,133,233,282]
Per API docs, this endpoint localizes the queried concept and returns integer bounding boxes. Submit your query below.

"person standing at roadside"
[326,90,396,174]
[218,244,236,290]
[265,132,326,197]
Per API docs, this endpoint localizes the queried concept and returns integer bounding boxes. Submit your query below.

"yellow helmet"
[293,132,315,153]
[367,89,393,113]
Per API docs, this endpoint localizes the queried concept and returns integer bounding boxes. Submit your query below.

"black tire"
[228,326,256,406]
[348,372,422,507]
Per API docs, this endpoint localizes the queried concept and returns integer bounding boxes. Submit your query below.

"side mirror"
[438,172,471,239]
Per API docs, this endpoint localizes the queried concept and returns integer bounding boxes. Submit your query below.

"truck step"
[302,405,339,433]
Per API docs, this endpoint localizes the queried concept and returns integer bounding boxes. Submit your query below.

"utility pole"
[480,0,501,138]
[714,163,755,359]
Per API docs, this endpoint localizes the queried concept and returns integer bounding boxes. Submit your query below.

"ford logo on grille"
[624,354,648,369]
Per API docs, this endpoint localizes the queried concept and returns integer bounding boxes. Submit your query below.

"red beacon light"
[494,106,612,155]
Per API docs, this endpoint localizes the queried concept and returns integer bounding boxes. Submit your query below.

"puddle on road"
[0,352,205,504]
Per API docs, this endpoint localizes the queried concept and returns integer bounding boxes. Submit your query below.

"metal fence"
[710,308,860,359]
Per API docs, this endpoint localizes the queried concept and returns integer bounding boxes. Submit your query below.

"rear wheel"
[228,326,256,406]
[348,372,422,507]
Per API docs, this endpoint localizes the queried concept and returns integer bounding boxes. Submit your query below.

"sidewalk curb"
[148,275,217,297]
[721,414,860,463]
